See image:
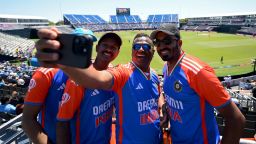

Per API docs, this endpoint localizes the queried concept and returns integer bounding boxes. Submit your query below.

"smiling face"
[132,35,155,71]
[154,32,182,62]
[96,37,120,63]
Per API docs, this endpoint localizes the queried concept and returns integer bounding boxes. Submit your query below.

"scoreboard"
[116,8,130,16]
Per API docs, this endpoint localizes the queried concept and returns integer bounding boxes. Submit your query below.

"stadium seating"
[64,14,106,24]
[146,14,179,29]
[0,32,35,58]
[110,15,142,23]
[237,27,256,35]
[55,26,74,34]
[147,14,179,23]
[0,114,28,143]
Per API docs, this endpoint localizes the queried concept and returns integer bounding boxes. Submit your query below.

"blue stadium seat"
[64,14,79,24]
[64,14,106,24]
[147,14,179,23]
[110,15,142,23]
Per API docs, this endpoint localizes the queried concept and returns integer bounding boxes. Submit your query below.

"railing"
[0,114,30,144]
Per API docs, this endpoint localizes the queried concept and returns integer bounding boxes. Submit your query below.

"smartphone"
[43,34,93,68]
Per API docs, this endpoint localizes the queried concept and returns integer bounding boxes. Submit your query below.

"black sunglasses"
[153,37,178,46]
[132,44,151,51]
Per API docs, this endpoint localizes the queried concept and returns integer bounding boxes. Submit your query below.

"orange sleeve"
[191,66,231,107]
[107,64,131,92]
[24,68,58,105]
[57,79,84,121]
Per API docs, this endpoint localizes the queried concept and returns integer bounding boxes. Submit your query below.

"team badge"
[60,92,70,107]
[28,79,36,92]
[174,80,182,92]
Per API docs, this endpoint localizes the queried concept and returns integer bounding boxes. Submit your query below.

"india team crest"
[28,79,36,92]
[60,92,70,107]
[174,80,182,92]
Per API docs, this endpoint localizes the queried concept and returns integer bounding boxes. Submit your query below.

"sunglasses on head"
[153,37,178,46]
[132,44,151,51]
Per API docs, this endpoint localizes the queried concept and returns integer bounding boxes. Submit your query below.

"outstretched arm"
[22,105,52,144]
[61,66,113,90]
[192,67,245,144]
[35,28,113,90]
[217,101,245,144]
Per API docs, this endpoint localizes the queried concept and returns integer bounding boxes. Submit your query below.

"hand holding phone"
[43,34,93,68]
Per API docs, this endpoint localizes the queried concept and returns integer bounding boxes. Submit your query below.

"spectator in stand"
[22,28,97,144]
[30,57,40,67]
[150,24,245,144]
[0,95,16,115]
[252,87,256,98]
[35,30,163,144]
[23,74,31,87]
[17,78,25,87]
[10,91,19,105]
[224,75,232,89]
[56,32,122,144]
[0,77,7,87]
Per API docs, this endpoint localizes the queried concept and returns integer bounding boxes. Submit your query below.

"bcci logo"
[60,92,70,107]
[174,80,182,92]
[28,79,36,92]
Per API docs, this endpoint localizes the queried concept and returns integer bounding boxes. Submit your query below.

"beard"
[161,54,172,61]
[159,44,180,61]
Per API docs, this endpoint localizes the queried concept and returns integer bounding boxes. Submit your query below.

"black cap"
[150,24,180,40]
[98,32,122,48]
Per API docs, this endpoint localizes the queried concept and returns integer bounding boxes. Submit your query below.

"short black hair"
[98,32,122,49]
[133,33,153,46]
[133,33,150,41]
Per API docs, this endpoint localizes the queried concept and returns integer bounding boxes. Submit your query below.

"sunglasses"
[153,37,177,46]
[132,44,151,51]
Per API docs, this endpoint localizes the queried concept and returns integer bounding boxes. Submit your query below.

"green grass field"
[93,30,256,76]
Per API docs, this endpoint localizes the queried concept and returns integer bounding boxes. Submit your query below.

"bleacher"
[62,13,179,31]
[64,14,107,25]
[146,14,179,29]
[110,15,142,23]
[1,29,31,38]
[215,77,256,138]
[0,24,26,31]
[237,27,256,35]
[0,114,29,144]
[147,14,179,23]
[0,32,35,59]
[180,25,216,31]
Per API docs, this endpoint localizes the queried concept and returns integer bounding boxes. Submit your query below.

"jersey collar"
[167,51,185,76]
[131,61,151,80]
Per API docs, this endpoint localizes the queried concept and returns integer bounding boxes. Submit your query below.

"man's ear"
[178,40,182,47]
[152,48,155,55]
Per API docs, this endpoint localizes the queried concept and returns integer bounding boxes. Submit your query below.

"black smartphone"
[43,34,93,68]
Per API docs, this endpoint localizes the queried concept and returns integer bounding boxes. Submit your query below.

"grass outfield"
[93,30,256,76]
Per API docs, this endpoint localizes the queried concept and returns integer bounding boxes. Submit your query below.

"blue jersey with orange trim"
[24,68,68,143]
[162,53,231,144]
[57,79,114,144]
[109,62,161,144]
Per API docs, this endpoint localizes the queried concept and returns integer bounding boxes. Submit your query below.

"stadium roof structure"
[184,12,256,19]
[0,14,48,20]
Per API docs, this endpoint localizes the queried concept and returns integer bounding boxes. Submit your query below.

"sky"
[1,0,256,22]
